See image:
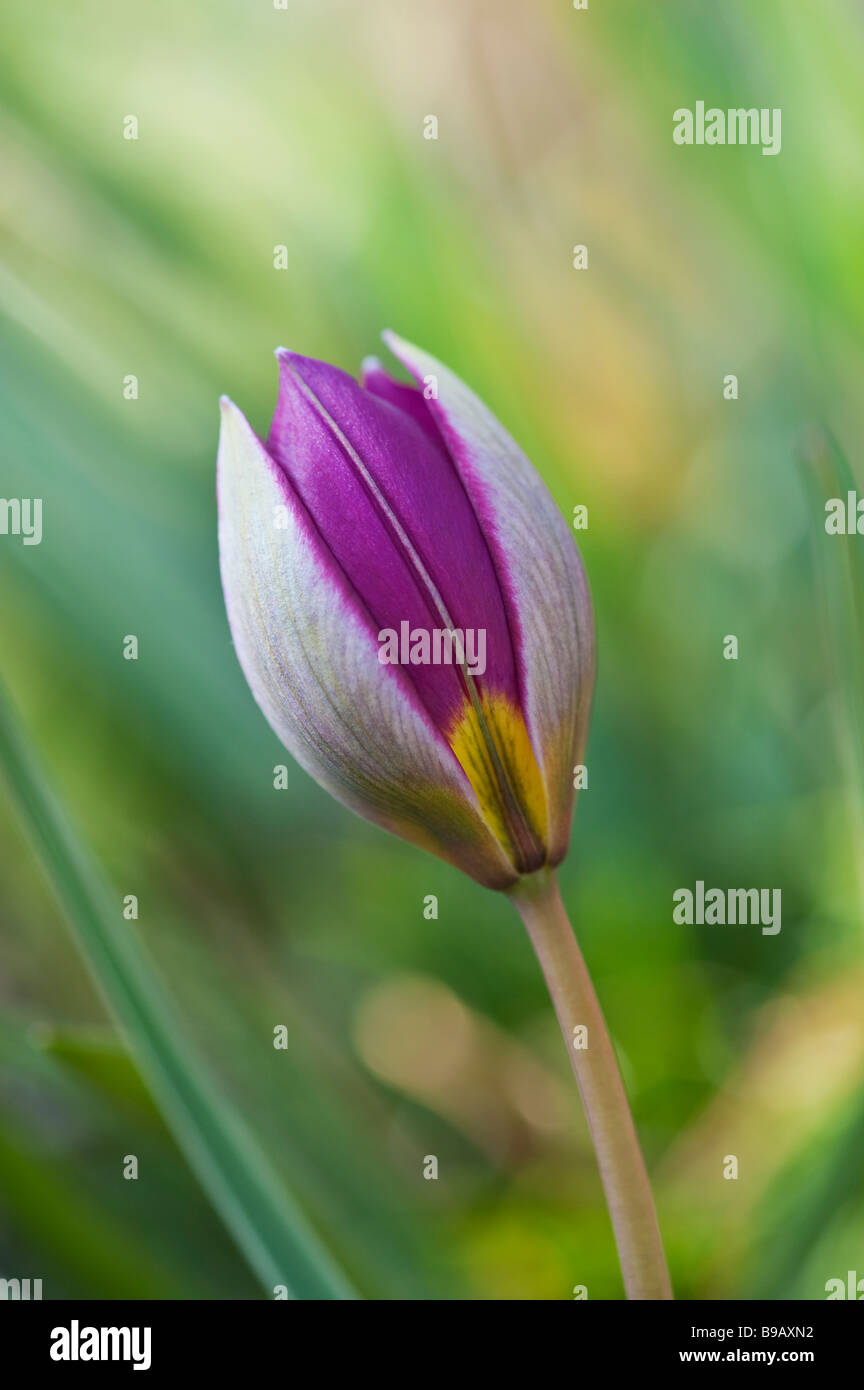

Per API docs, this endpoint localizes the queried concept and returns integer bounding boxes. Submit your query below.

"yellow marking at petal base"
[448,693,548,867]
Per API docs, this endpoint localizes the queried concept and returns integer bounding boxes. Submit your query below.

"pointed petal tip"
[275,347,308,375]
[381,328,408,358]
[361,355,384,384]
[381,328,421,368]
[218,396,256,437]
[274,347,314,387]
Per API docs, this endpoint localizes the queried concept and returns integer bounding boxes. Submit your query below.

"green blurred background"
[1,0,863,1300]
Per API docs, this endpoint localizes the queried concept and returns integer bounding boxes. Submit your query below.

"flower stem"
[508,867,673,1300]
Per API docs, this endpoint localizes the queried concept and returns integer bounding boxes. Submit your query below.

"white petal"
[383,334,595,861]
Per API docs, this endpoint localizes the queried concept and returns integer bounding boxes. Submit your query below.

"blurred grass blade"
[799,426,864,905]
[746,1090,864,1299]
[0,677,356,1301]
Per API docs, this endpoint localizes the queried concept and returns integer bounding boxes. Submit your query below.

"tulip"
[217,333,672,1300]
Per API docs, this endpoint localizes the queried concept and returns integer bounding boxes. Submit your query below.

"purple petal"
[267,350,521,735]
[360,357,443,446]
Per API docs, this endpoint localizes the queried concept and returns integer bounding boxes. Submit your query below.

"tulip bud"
[217,333,594,889]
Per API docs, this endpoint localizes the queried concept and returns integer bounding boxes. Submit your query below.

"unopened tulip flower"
[218,333,672,1300]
